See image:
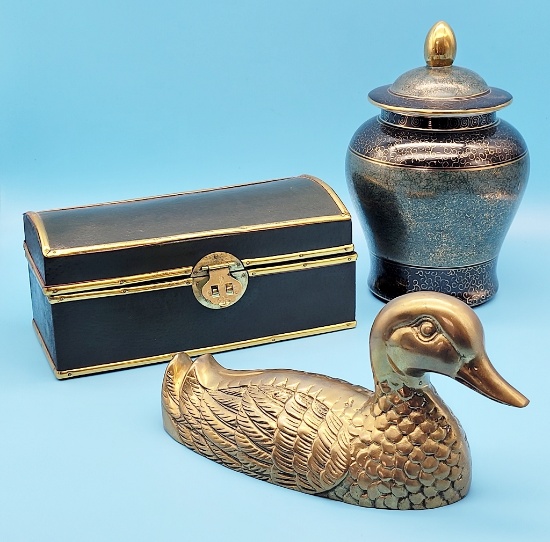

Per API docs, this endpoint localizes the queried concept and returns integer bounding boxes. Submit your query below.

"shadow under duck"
[162,291,528,510]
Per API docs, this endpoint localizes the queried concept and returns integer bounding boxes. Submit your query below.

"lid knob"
[424,21,456,67]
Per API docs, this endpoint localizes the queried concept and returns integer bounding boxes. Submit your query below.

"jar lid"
[368,22,512,116]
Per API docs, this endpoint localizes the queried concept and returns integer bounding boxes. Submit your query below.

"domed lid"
[368,22,512,115]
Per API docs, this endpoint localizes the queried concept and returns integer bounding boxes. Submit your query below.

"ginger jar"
[346,21,528,306]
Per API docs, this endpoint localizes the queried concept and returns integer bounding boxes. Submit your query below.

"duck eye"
[419,320,437,339]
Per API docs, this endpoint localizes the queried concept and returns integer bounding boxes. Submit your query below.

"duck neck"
[370,334,430,393]
[369,336,466,444]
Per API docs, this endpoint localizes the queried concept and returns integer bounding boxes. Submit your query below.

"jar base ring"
[368,255,498,307]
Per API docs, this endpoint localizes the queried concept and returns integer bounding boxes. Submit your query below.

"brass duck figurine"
[162,292,528,510]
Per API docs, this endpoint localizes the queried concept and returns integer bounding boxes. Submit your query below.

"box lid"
[24,175,352,289]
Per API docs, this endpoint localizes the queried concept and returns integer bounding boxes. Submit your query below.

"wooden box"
[24,175,357,378]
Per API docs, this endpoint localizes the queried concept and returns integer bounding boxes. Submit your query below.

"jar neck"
[379,109,498,130]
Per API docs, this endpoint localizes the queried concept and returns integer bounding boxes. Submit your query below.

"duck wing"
[164,354,364,495]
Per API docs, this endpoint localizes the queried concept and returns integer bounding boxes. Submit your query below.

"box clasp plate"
[191,252,248,309]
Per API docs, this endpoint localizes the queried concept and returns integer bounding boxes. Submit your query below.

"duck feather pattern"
[162,292,529,509]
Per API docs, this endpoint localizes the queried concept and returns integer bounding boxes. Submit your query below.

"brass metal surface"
[45,276,194,304]
[424,21,456,67]
[25,242,353,296]
[30,213,351,258]
[299,174,350,215]
[242,244,354,267]
[23,242,194,295]
[248,253,357,278]
[191,252,248,309]
[162,292,528,510]
[33,319,356,379]
[35,252,356,304]
[26,176,351,258]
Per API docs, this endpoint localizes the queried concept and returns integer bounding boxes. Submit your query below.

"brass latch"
[191,252,249,309]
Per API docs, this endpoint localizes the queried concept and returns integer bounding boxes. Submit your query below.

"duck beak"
[456,353,529,408]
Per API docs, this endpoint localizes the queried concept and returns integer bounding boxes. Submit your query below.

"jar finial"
[424,21,456,67]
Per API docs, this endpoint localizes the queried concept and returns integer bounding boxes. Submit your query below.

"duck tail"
[162,352,194,443]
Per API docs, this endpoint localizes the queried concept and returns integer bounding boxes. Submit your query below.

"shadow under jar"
[346,21,528,306]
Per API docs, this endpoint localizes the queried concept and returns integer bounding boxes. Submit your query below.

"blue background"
[1,1,548,540]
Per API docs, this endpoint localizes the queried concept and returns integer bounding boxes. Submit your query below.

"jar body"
[346,113,529,306]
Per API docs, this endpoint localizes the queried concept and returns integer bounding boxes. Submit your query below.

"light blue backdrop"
[1,1,548,541]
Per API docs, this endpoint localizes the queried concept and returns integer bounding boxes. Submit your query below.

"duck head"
[370,291,529,408]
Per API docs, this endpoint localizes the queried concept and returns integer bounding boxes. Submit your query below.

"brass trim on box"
[244,244,354,266]
[25,211,51,256]
[44,252,357,304]
[33,319,357,379]
[249,253,358,278]
[47,277,194,303]
[24,241,46,283]
[26,176,351,258]
[23,242,194,295]
[299,174,351,216]
[29,212,351,258]
[25,243,355,298]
